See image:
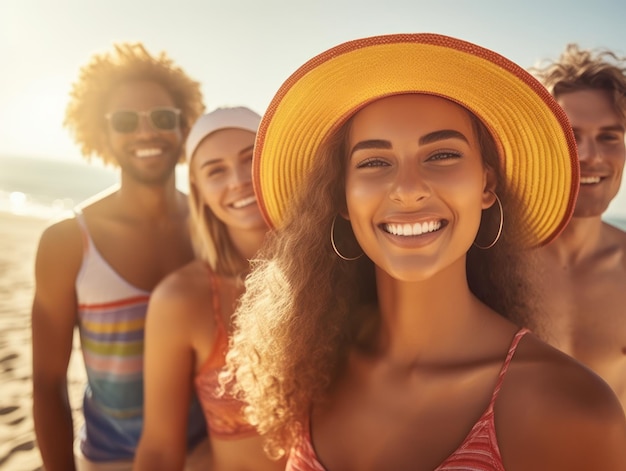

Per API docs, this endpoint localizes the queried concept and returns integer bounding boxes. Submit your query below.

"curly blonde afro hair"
[64,42,205,166]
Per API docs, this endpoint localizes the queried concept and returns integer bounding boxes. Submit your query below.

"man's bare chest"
[540,261,626,370]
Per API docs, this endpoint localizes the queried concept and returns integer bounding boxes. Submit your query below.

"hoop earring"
[330,215,363,261]
[473,191,503,250]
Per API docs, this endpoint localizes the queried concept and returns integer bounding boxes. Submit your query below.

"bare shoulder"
[498,332,626,469]
[149,260,213,314]
[36,215,83,271]
[604,220,626,247]
[148,260,212,326]
[37,193,118,255]
[145,260,221,355]
[153,260,214,297]
[39,214,81,247]
[32,215,83,338]
[517,333,623,417]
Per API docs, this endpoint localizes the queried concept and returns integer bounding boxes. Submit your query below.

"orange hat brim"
[254,33,579,248]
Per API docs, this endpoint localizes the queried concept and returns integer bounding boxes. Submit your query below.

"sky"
[2,0,626,215]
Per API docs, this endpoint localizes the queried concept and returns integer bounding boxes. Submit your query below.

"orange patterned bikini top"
[193,270,258,440]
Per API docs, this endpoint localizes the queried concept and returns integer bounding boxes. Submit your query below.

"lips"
[382,220,443,236]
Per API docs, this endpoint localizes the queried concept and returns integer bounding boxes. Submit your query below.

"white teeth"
[580,176,601,184]
[384,220,442,236]
[135,148,162,158]
[231,195,257,209]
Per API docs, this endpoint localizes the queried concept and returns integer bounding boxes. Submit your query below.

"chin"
[573,206,610,219]
[239,219,269,231]
[381,264,441,283]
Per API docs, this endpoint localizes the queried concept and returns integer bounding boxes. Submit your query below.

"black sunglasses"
[105,107,181,133]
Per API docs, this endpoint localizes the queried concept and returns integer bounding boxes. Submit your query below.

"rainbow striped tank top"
[75,212,206,462]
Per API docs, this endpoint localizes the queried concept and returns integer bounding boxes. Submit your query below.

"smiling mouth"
[230,195,257,209]
[382,220,443,236]
[135,148,163,158]
[580,176,603,185]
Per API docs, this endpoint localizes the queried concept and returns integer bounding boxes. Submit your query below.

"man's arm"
[32,219,83,471]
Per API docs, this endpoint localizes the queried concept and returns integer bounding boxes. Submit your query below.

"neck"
[375,256,485,362]
[117,171,184,221]
[229,225,268,262]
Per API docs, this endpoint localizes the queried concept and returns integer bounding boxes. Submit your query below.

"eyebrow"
[601,125,625,133]
[350,139,391,156]
[418,129,470,145]
[349,129,469,157]
[199,158,223,169]
[239,144,254,156]
[573,124,626,132]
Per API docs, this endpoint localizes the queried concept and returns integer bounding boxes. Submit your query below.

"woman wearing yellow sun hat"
[224,34,626,470]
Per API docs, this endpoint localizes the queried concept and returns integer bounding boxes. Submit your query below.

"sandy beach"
[0,212,86,471]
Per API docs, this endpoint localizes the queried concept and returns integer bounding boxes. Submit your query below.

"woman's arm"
[134,266,211,471]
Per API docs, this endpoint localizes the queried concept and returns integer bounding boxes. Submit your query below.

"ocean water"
[0,154,119,220]
[0,154,190,221]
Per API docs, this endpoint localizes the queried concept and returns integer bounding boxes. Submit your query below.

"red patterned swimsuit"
[287,328,530,471]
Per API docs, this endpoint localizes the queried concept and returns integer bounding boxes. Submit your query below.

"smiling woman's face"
[190,128,266,231]
[345,93,495,282]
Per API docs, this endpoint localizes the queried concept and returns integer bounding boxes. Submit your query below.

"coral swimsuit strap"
[287,328,531,471]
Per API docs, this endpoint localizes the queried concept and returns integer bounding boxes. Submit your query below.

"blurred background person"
[134,107,283,471]
[529,44,626,412]
[31,43,208,471]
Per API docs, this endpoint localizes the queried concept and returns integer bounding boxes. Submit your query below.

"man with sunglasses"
[31,43,209,471]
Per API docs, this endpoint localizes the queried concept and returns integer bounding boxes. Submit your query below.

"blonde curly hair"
[64,42,204,166]
[530,43,626,123]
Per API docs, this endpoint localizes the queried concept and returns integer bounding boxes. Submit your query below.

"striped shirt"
[287,329,529,471]
[75,213,206,462]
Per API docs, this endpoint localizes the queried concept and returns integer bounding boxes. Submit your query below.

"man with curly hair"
[529,44,626,412]
[31,43,209,471]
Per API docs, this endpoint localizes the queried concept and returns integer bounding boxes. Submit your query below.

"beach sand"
[0,212,86,471]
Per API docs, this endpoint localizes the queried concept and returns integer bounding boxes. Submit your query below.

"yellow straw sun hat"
[253,33,579,248]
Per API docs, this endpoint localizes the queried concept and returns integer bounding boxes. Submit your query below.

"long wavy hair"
[224,101,536,458]
[530,43,626,122]
[64,42,204,166]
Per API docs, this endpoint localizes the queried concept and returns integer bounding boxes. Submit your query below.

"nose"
[576,136,599,164]
[135,114,158,137]
[389,164,430,204]
[227,163,252,189]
